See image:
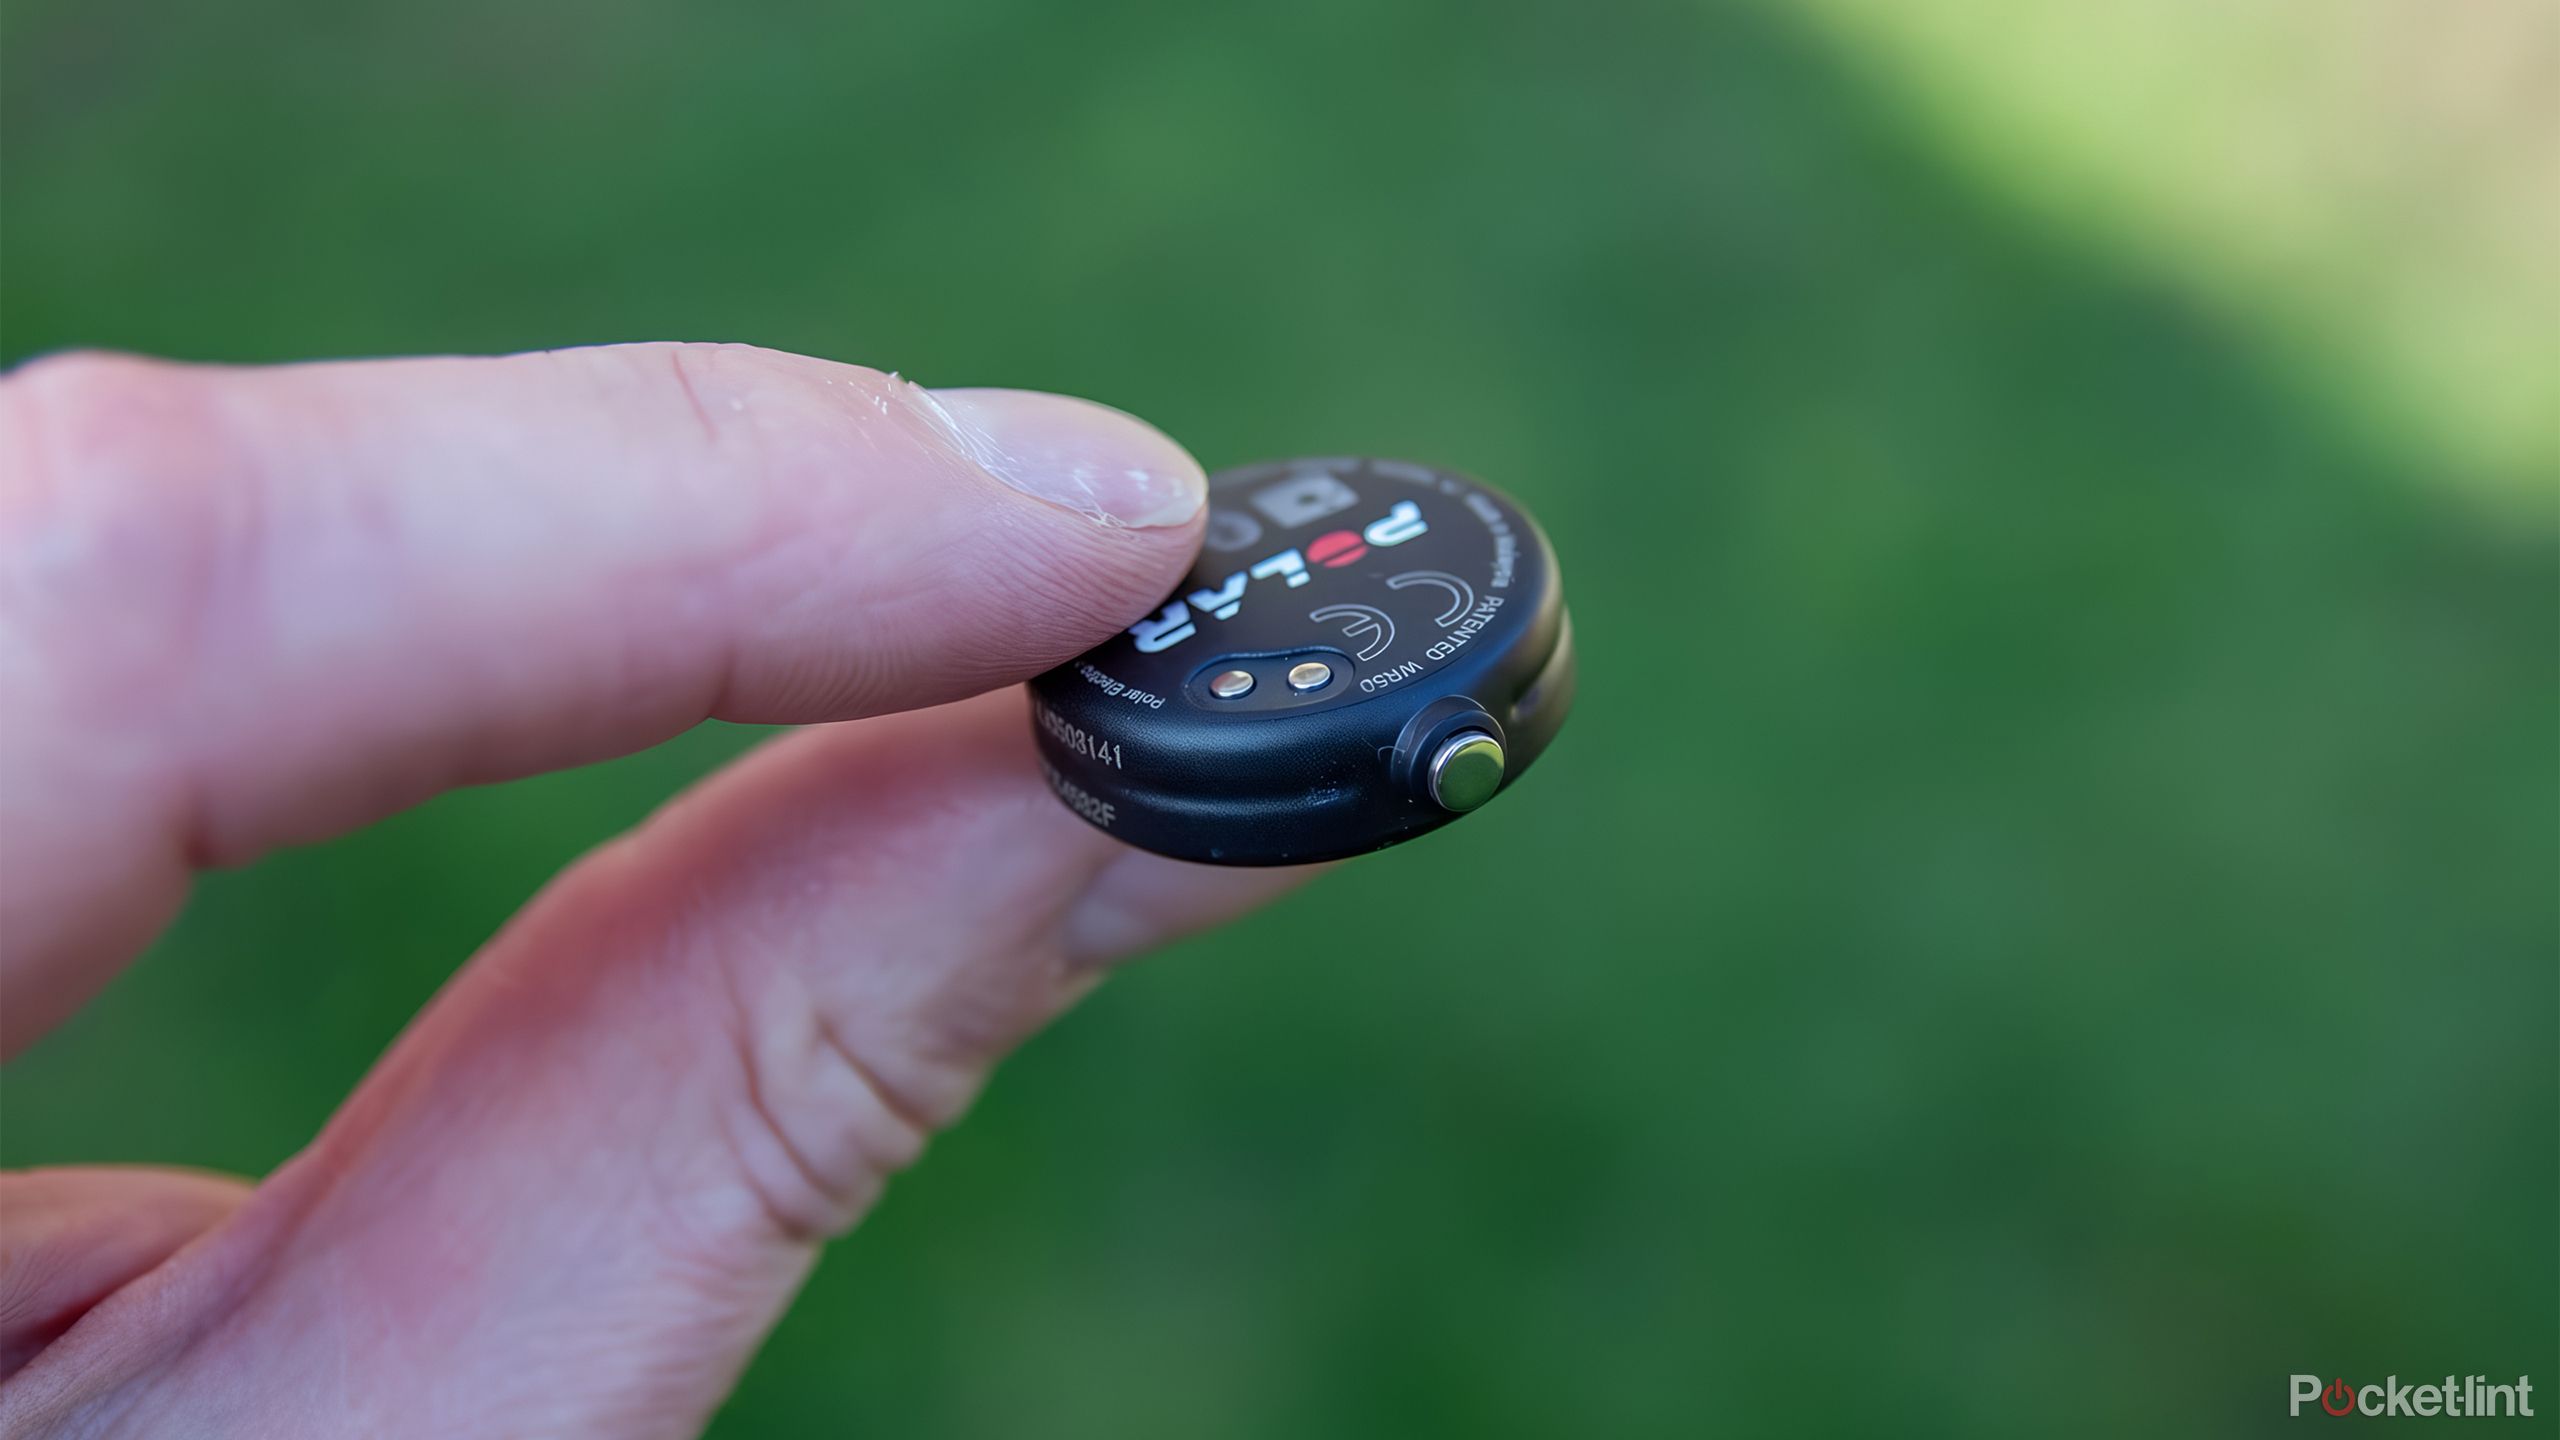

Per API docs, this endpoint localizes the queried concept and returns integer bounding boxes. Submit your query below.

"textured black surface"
[1030,459,1575,863]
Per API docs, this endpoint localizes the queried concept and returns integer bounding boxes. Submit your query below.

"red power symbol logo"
[2321,1378,2356,1416]
[1308,530,1368,568]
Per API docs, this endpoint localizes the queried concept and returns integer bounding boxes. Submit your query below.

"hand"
[0,343,1312,1436]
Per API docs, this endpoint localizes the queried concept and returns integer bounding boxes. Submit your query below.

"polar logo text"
[1128,501,1429,654]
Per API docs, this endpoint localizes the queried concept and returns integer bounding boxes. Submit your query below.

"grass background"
[4,0,2553,1434]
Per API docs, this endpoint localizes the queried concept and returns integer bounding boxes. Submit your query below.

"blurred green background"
[4,0,2553,1435]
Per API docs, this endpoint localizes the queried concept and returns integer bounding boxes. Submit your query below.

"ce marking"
[1309,603,1395,662]
[1386,569,1478,627]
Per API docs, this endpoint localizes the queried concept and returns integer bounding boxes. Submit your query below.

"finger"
[0,692,1313,1437]
[0,345,1207,1054]
[0,1167,252,1378]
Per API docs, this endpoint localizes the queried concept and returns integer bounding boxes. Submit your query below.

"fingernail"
[922,387,1207,529]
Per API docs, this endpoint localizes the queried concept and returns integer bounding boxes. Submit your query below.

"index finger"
[0,342,1206,1054]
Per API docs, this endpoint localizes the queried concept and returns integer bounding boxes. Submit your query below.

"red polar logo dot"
[2321,1378,2356,1416]
[1308,531,1369,568]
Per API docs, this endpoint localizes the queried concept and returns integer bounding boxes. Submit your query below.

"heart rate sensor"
[1029,457,1575,865]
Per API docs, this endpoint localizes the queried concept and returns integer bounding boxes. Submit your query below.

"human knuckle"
[0,351,252,715]
[708,953,938,1244]
[6,350,189,505]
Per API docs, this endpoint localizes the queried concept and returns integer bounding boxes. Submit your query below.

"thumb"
[0,695,1317,1439]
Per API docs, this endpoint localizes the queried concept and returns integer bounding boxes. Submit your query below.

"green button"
[1428,732,1506,813]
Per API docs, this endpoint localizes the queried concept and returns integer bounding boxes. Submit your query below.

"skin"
[0,342,1312,1437]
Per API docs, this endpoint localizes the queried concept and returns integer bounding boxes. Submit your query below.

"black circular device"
[1028,457,1575,865]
